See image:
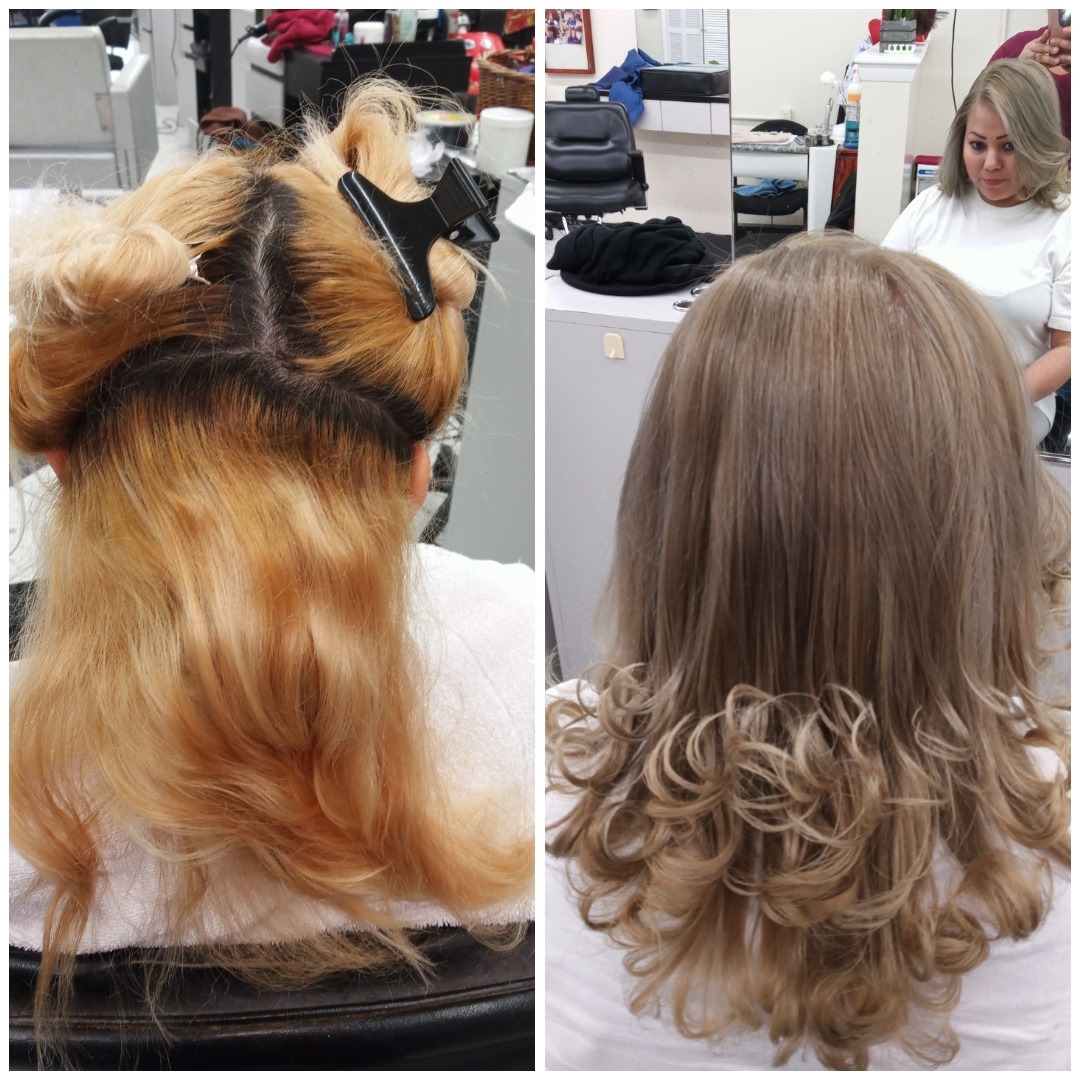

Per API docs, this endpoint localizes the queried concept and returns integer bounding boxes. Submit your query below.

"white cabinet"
[638,97,730,135]
[546,292,685,678]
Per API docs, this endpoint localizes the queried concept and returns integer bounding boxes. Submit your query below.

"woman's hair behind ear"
[10,79,531,1055]
[548,232,1068,1070]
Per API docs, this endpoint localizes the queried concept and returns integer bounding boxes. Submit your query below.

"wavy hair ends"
[938,59,1070,209]
[11,78,530,1059]
[547,233,1069,1069]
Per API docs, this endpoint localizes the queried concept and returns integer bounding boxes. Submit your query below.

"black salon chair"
[1040,385,1071,456]
[563,85,601,103]
[732,119,809,241]
[10,925,534,1069]
[545,101,648,236]
[35,9,132,69]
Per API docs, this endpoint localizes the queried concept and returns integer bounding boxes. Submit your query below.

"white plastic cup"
[353,21,384,44]
[475,107,534,178]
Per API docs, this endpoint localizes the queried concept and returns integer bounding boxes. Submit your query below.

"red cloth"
[989,28,1070,140]
[460,31,505,95]
[504,10,534,36]
[263,9,336,64]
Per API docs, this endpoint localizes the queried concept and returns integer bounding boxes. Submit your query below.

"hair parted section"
[11,79,529,1060]
[547,233,1069,1070]
[938,58,1070,208]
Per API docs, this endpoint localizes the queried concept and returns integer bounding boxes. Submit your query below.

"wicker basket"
[478,49,536,165]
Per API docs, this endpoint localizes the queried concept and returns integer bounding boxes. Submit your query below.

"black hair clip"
[338,158,500,321]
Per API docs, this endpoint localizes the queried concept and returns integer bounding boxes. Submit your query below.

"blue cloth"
[733,178,798,198]
[590,48,661,125]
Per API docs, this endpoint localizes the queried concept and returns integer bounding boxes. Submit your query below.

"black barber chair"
[545,101,648,237]
[10,925,534,1069]
[1040,386,1071,456]
[564,85,601,103]
[34,9,132,68]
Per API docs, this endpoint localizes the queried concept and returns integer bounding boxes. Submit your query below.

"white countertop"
[545,271,694,328]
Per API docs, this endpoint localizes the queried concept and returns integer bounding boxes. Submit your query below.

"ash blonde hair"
[11,81,530,1057]
[548,233,1069,1070]
[939,58,1070,209]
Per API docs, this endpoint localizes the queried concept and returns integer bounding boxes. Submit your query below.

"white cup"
[475,107,534,178]
[353,21,384,44]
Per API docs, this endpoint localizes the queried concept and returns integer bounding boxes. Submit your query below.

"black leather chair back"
[752,119,808,136]
[545,101,648,217]
[10,925,534,1069]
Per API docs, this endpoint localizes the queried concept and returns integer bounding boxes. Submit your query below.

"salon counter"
[546,278,690,678]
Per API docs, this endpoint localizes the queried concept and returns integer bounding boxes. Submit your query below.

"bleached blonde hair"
[11,80,531,1057]
[548,233,1069,1070]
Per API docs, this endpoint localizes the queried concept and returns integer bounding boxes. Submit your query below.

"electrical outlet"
[779,108,792,121]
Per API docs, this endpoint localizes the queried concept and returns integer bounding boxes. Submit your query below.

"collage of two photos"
[8,6,1070,1071]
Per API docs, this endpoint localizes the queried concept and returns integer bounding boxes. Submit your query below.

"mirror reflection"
[726,8,1070,460]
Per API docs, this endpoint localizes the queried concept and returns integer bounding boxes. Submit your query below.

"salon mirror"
[723,9,1069,461]
[650,7,733,271]
[588,8,735,268]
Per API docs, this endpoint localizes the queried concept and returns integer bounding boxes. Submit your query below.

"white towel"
[730,130,796,145]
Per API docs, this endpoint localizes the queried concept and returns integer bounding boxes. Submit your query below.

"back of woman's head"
[548,232,1069,1069]
[11,81,473,460]
[11,79,530,1054]
[939,58,1070,207]
[611,231,1063,709]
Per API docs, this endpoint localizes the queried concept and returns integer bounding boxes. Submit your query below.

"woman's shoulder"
[1046,195,1072,230]
[411,544,533,655]
[903,184,954,215]
[881,186,955,251]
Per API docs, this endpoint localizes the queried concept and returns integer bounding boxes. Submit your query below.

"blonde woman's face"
[963,101,1025,207]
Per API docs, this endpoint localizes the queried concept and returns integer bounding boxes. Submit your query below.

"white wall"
[730,9,1049,156]
[728,9,868,130]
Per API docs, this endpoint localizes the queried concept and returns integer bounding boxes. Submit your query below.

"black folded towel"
[548,217,715,295]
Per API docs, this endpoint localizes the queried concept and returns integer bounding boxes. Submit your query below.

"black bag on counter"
[639,64,729,99]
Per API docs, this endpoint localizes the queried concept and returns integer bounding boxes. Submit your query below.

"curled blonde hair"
[939,59,1070,209]
[11,80,530,1057]
[548,233,1069,1070]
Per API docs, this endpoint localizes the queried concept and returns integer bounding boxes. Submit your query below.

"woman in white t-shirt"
[547,233,1070,1070]
[882,59,1070,443]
